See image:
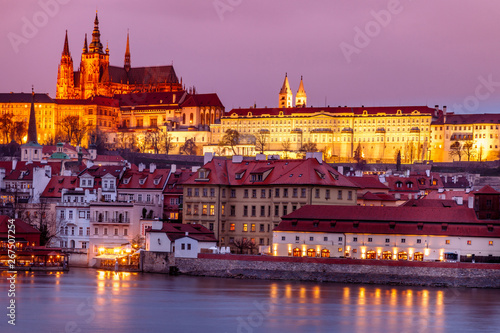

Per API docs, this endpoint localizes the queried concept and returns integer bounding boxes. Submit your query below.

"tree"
[144,127,162,154]
[478,145,484,162]
[301,142,317,153]
[12,121,27,144]
[180,139,197,155]
[254,131,268,154]
[222,129,240,155]
[396,150,401,171]
[247,239,258,254]
[462,140,476,161]
[449,141,462,161]
[233,238,250,254]
[0,113,13,143]
[281,138,291,158]
[163,132,175,155]
[59,115,93,145]
[89,128,108,154]
[353,144,363,163]
[31,199,57,246]
[131,234,145,250]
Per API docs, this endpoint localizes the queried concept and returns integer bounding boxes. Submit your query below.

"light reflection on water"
[1,268,500,333]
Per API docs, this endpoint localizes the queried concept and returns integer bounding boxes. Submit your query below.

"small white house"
[145,222,217,257]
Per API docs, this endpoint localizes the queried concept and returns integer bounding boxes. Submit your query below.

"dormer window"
[139,178,146,185]
[251,174,263,182]
[396,181,403,188]
[235,171,245,180]
[406,182,413,188]
[153,177,161,185]
[123,177,131,185]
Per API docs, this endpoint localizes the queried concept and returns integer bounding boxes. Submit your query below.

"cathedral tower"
[124,31,131,72]
[295,76,307,107]
[78,12,110,99]
[56,30,74,99]
[279,73,293,108]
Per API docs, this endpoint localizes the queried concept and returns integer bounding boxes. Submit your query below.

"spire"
[27,87,38,144]
[279,72,291,94]
[105,41,109,54]
[82,33,88,53]
[89,11,103,53]
[124,30,131,71]
[279,73,293,108]
[295,75,307,107]
[62,30,70,56]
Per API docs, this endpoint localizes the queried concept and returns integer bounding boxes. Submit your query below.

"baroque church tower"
[279,73,293,108]
[56,30,74,99]
[295,76,307,107]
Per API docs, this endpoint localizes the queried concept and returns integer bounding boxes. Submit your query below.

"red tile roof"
[475,185,500,195]
[4,161,62,181]
[282,204,481,224]
[40,176,79,199]
[93,155,125,163]
[359,191,397,201]
[226,106,436,117]
[119,168,170,190]
[147,223,216,242]
[184,158,357,188]
[402,199,458,208]
[181,93,224,108]
[0,216,40,234]
[163,169,195,194]
[116,91,186,107]
[43,143,89,156]
[347,176,389,190]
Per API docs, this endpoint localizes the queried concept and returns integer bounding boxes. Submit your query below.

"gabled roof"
[93,155,125,163]
[0,216,41,234]
[40,176,78,199]
[226,106,436,117]
[184,158,357,188]
[4,161,61,181]
[108,65,178,85]
[43,143,89,156]
[181,93,224,108]
[475,185,500,195]
[402,199,458,208]
[118,168,170,190]
[147,223,216,242]
[359,191,397,201]
[347,176,389,190]
[79,165,123,178]
[282,204,481,224]
[163,169,195,194]
[0,93,54,104]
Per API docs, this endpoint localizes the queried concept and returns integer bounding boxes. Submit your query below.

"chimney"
[468,196,474,209]
[185,231,189,236]
[255,154,266,161]
[204,152,214,165]
[171,164,177,173]
[232,155,244,164]
[149,163,156,173]
[425,169,430,177]
[443,105,447,113]
[12,158,17,170]
[138,163,145,172]
[337,166,344,175]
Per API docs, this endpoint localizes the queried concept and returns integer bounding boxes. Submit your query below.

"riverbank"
[155,253,500,288]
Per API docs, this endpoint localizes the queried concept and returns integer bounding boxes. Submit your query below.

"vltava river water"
[1,268,500,333]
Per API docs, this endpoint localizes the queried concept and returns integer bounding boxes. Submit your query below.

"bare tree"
[12,121,27,144]
[462,140,476,161]
[164,132,175,155]
[301,142,317,153]
[144,127,163,154]
[180,139,197,155]
[131,234,145,250]
[254,131,268,154]
[449,141,462,161]
[221,129,240,155]
[59,115,93,145]
[233,238,250,254]
[281,138,291,158]
[0,113,13,143]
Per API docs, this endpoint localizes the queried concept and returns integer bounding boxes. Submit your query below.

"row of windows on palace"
[59,226,128,238]
[186,188,354,201]
[281,235,495,247]
[224,117,430,126]
[229,127,430,135]
[186,202,303,219]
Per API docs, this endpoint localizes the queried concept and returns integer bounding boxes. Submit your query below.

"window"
[210,188,215,197]
[69,210,73,219]
[326,190,330,199]
[230,189,236,198]
[209,223,214,231]
[401,238,406,243]
[489,241,494,246]
[260,206,265,217]
[292,188,298,197]
[230,205,235,216]
[295,236,300,241]
[261,189,266,198]
[282,236,286,241]
[467,240,471,245]
[445,240,450,245]
[114,228,118,236]
[86,227,90,236]
[202,205,208,215]
[222,189,226,197]
[337,190,342,200]
[60,211,65,219]
[221,205,225,216]
[104,228,108,235]
[186,204,192,215]
[71,227,75,236]
[79,227,83,236]
[301,188,306,198]
[94,228,98,235]
[252,189,257,198]
[368,237,373,242]
[181,243,185,250]
[338,237,343,242]
[417,239,422,244]
[348,191,353,200]
[283,189,288,198]
[187,244,191,250]
[203,188,208,197]
[309,237,314,241]
[385,238,390,243]
[243,206,248,216]
[137,194,143,202]
[315,189,320,198]
[251,206,256,217]
[124,229,128,236]
[274,205,279,216]
[243,224,248,232]
[194,204,199,215]
[194,188,199,196]
[283,205,288,216]
[353,237,357,242]
[244,189,249,198]
[209,205,215,216]
[230,223,235,231]
[187,188,192,196]
[146,194,151,203]
[324,237,328,241]
[251,224,256,232]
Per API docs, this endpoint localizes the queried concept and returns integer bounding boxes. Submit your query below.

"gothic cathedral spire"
[89,11,103,54]
[82,33,88,53]
[124,30,131,72]
[27,87,38,144]
[63,30,70,56]
[295,76,307,107]
[56,30,74,99]
[279,73,293,108]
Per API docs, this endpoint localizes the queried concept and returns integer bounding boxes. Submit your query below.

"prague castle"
[0,13,499,163]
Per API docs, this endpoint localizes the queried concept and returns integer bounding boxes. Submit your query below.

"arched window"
[206,113,210,126]
[321,249,330,257]
[70,240,75,248]
[182,114,186,124]
[190,113,193,124]
[200,112,204,125]
[293,248,301,257]
[307,248,316,257]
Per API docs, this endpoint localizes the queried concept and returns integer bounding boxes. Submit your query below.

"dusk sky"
[2,0,500,113]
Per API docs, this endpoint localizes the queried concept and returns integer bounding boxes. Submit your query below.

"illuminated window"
[489,241,494,246]
[445,240,450,245]
[243,224,248,232]
[467,240,471,245]
[230,223,235,231]
[202,205,208,215]
[251,224,256,232]
[209,205,215,216]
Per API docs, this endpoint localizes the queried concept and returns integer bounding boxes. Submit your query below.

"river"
[1,268,500,333]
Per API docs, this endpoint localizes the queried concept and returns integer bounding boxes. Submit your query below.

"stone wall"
[64,250,88,267]
[174,254,500,288]
[141,251,175,273]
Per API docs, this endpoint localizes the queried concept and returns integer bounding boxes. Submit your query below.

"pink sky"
[1,0,500,113]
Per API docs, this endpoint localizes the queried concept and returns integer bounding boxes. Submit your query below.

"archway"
[293,248,301,257]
